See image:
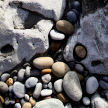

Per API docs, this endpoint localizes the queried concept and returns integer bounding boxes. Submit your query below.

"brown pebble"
[6,78,13,86]
[74,45,87,59]
[41,69,52,74]
[28,91,33,97]
[0,96,4,104]
[57,93,68,103]
[29,97,36,107]
[22,102,31,108]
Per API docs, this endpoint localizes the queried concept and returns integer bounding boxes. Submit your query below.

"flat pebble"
[0,73,10,82]
[22,102,32,108]
[13,82,25,98]
[99,80,108,90]
[14,103,21,108]
[41,69,52,74]
[0,81,8,93]
[65,103,72,108]
[82,97,90,106]
[86,76,99,94]
[63,71,82,101]
[54,79,63,93]
[25,66,31,77]
[33,57,54,69]
[42,74,51,83]
[50,29,65,40]
[25,94,30,101]
[17,69,25,81]
[25,77,38,88]
[41,89,52,97]
[33,83,42,99]
[52,62,70,77]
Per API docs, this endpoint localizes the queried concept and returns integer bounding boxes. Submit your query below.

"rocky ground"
[0,0,108,108]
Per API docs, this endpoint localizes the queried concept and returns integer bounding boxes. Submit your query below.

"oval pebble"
[25,66,31,77]
[0,81,8,93]
[17,69,25,81]
[25,94,30,101]
[41,69,52,74]
[82,97,90,106]
[41,89,52,97]
[65,103,72,108]
[33,57,54,69]
[50,29,65,40]
[42,74,51,83]
[48,82,52,89]
[0,73,10,82]
[14,103,21,108]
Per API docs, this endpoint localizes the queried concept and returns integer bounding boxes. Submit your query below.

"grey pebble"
[18,69,25,81]
[99,80,108,90]
[0,73,10,82]
[25,66,31,77]
[82,97,90,106]
[48,82,53,89]
[14,103,21,108]
[20,98,26,106]
[41,74,51,83]
[75,63,84,73]
[43,83,48,89]
[25,77,38,88]
[103,77,108,82]
[13,76,18,82]
[9,85,13,93]
[25,94,30,101]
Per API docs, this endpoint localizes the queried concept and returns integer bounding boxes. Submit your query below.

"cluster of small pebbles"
[0,1,108,108]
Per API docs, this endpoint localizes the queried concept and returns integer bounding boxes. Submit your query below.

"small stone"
[0,73,10,82]
[25,94,30,101]
[82,97,90,106]
[23,63,30,68]
[22,102,32,108]
[57,93,68,103]
[86,76,99,94]
[13,76,18,82]
[74,45,87,59]
[0,81,8,93]
[17,69,25,81]
[10,70,18,77]
[75,63,84,73]
[29,97,36,107]
[43,83,48,89]
[25,66,31,77]
[63,71,82,101]
[6,78,13,86]
[33,57,54,70]
[41,69,52,74]
[13,82,25,98]
[42,74,51,83]
[54,79,63,93]
[20,99,26,106]
[71,1,81,11]
[33,83,42,99]
[66,11,77,24]
[41,89,52,97]
[8,86,13,93]
[52,62,70,77]
[25,77,38,88]
[50,29,65,40]
[14,103,21,108]
[0,96,4,104]
[99,80,108,90]
[48,82,52,89]
[56,20,74,35]
[65,103,72,108]
[103,77,108,82]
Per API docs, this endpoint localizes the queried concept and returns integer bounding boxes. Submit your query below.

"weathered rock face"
[64,5,108,75]
[11,0,66,21]
[0,0,53,73]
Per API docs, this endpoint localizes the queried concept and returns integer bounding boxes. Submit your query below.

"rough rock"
[11,0,66,21]
[64,5,108,75]
[0,0,53,73]
[34,98,64,108]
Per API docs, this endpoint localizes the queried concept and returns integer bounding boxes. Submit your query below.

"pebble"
[41,69,52,74]
[13,82,25,98]
[63,71,82,101]
[14,103,21,108]
[86,76,99,94]
[29,97,36,107]
[0,73,10,82]
[56,20,74,35]
[33,83,42,99]
[0,96,4,104]
[48,82,52,89]
[54,79,63,93]
[57,93,68,103]
[6,78,13,86]
[25,94,30,101]
[13,76,18,82]
[42,74,51,83]
[0,81,8,93]
[21,99,26,106]
[17,69,25,81]
[41,89,52,97]
[82,97,90,106]
[74,45,87,59]
[43,83,48,89]
[25,66,31,77]
[52,62,70,77]
[33,57,54,69]
[22,102,32,108]
[34,98,64,108]
[103,76,108,82]
[99,80,108,89]
[71,1,81,11]
[50,29,65,40]
[25,77,38,88]
[66,11,77,24]
[65,103,72,108]
[75,63,84,73]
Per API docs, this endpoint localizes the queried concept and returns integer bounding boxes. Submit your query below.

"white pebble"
[65,103,72,108]
[41,89,52,96]
[82,97,90,105]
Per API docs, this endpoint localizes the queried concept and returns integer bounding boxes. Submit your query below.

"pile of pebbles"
[0,1,108,108]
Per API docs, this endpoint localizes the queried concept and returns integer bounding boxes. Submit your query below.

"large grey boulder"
[11,0,66,21]
[0,0,53,73]
[64,5,108,75]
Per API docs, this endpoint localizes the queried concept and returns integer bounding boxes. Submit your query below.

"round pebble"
[25,94,30,101]
[17,69,25,81]
[41,69,52,74]
[43,83,48,89]
[41,89,52,97]
[75,63,84,73]
[25,77,38,88]
[71,1,81,11]
[0,73,10,82]
[6,78,13,86]
[52,62,70,77]
[56,20,74,35]
[50,29,65,40]
[82,97,90,106]
[86,76,99,94]
[22,102,32,108]
[42,74,51,83]
[0,81,8,93]
[14,103,21,108]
